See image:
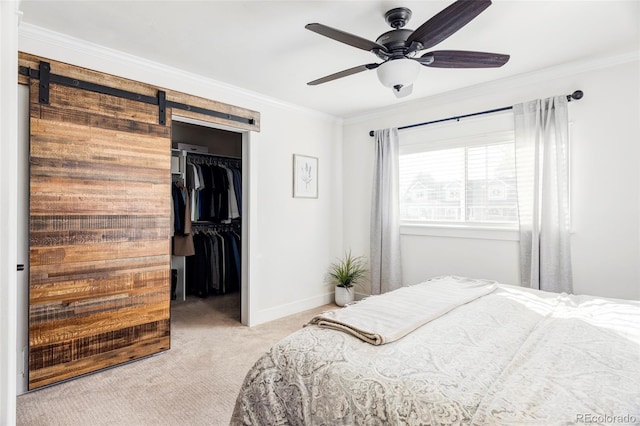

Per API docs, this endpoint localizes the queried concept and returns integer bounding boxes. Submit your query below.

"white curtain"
[370,128,403,295]
[514,96,573,293]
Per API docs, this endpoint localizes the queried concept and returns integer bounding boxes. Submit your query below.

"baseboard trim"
[250,292,334,327]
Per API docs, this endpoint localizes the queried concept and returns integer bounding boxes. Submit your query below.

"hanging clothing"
[231,167,242,216]
[185,157,242,223]
[172,181,195,256]
[223,166,240,220]
[185,228,241,297]
[182,153,241,297]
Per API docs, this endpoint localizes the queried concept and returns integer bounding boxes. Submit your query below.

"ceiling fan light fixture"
[376,58,420,89]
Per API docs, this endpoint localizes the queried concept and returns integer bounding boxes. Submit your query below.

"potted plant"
[328,250,368,307]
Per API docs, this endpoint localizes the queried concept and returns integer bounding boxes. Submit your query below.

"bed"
[231,276,640,425]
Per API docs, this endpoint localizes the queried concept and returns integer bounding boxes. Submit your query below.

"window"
[398,112,518,227]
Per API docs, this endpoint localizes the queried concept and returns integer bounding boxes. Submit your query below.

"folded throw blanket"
[308,276,497,345]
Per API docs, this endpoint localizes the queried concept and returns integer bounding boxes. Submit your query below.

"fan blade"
[307,63,380,86]
[417,50,509,68]
[393,84,413,98]
[306,23,388,52]
[407,0,492,50]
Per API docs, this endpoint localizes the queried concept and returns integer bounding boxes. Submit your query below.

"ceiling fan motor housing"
[376,29,415,56]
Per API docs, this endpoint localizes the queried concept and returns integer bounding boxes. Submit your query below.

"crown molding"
[17,22,342,125]
[344,50,639,125]
[16,22,636,127]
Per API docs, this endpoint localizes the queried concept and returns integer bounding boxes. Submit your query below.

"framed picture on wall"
[293,154,318,198]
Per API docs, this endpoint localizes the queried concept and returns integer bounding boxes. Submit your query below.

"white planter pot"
[335,286,354,307]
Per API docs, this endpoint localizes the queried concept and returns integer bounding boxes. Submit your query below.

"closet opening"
[170,117,248,324]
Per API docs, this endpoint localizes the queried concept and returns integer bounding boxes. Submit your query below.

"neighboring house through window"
[399,111,518,228]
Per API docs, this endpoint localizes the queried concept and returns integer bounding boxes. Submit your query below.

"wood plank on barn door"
[27,70,172,389]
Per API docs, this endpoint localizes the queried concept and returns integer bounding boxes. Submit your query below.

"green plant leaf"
[328,250,368,289]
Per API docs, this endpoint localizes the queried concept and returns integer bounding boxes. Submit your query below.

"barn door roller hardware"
[19,61,255,126]
[38,61,50,104]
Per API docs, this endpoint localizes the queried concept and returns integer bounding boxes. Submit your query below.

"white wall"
[400,232,520,286]
[343,54,640,300]
[0,1,20,423]
[0,1,20,425]
[17,24,344,328]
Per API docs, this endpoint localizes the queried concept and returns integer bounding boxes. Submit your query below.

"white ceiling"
[19,1,640,118]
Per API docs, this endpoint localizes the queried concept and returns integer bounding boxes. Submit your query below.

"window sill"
[400,223,519,241]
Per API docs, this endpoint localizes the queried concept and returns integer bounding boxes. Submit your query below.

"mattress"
[231,277,640,425]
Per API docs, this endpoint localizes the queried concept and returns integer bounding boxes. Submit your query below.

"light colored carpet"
[16,294,333,426]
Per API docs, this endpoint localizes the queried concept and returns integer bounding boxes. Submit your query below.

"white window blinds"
[398,112,518,226]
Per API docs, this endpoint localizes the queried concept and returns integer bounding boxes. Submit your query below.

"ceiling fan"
[305,0,509,98]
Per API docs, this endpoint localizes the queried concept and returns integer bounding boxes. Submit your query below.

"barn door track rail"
[19,60,255,126]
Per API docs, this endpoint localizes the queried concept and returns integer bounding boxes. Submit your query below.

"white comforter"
[231,278,640,425]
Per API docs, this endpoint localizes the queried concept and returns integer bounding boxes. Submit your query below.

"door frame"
[171,115,253,326]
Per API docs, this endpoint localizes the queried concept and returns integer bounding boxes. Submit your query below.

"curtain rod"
[368,90,584,137]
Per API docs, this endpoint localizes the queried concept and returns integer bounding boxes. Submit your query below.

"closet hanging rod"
[185,151,241,160]
[185,151,241,166]
[192,221,240,226]
[368,90,584,137]
[192,222,240,231]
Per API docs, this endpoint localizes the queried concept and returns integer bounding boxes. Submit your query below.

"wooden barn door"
[27,61,172,389]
